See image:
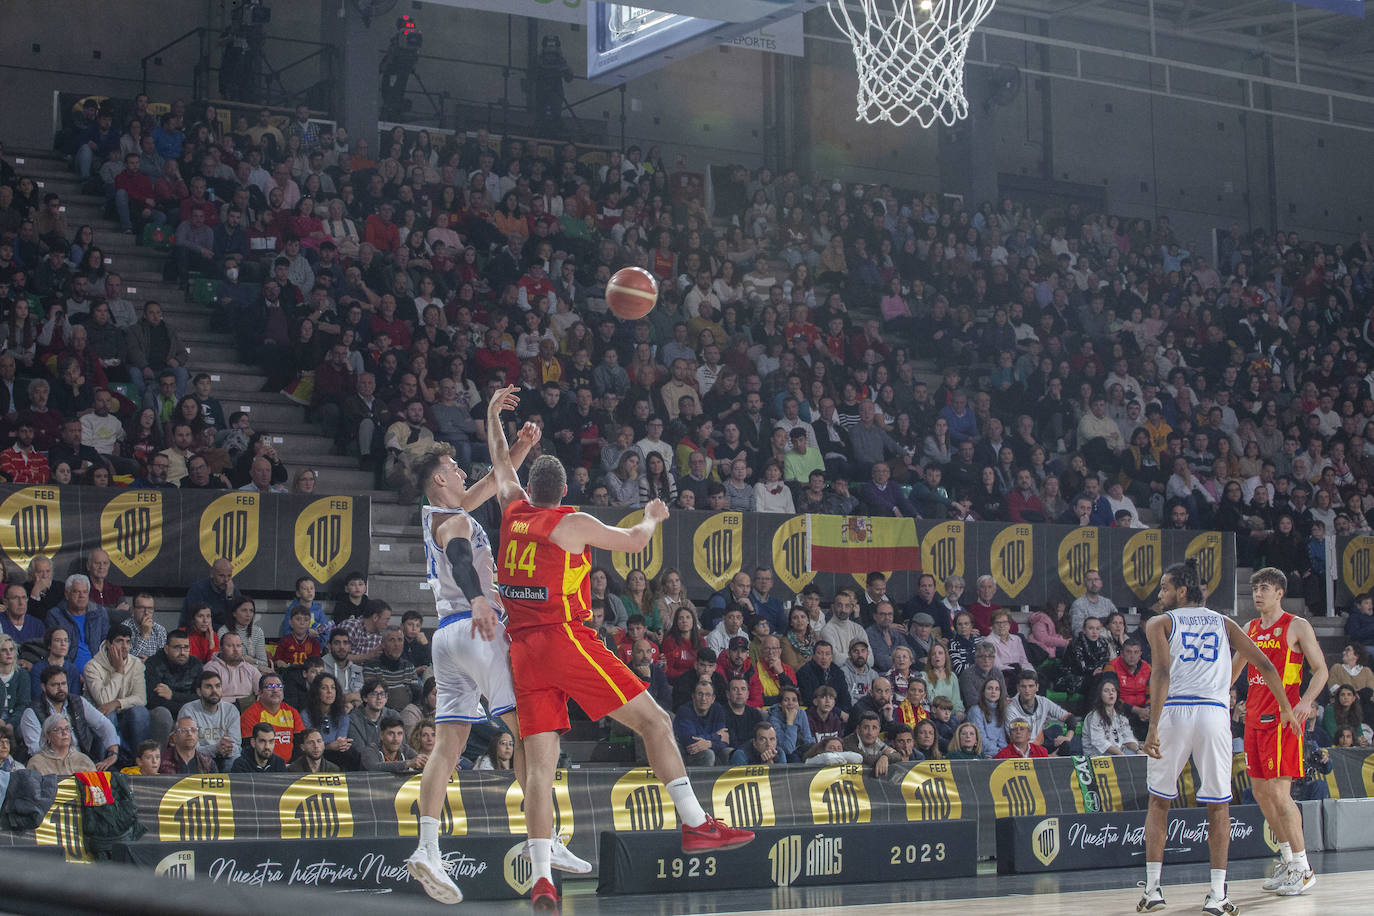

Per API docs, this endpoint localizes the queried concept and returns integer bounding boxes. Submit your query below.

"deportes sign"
[596,820,976,894]
[995,804,1282,874]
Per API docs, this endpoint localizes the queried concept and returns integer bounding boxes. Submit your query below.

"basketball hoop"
[828,0,998,128]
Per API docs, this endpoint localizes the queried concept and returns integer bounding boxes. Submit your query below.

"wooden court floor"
[528,850,1371,916]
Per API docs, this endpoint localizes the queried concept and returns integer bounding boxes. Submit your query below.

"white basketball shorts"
[1146,703,1233,804]
[431,616,517,723]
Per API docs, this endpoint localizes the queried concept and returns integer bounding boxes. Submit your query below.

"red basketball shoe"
[681,816,755,853]
[531,876,559,911]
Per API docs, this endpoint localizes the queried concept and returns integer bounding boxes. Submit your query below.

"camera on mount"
[394,15,423,52]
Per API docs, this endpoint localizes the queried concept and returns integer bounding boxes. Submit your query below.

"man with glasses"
[237,673,302,762]
[130,453,176,490]
[145,628,203,749]
[160,716,218,774]
[1,582,45,646]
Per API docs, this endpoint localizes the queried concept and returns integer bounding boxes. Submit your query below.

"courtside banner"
[995,804,1282,874]
[0,485,369,591]
[118,835,552,900]
[579,508,1236,609]
[597,820,976,894]
[21,753,1370,866]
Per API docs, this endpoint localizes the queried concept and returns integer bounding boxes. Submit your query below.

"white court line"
[680,869,1366,916]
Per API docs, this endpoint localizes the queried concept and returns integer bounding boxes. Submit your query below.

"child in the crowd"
[276,605,323,667]
[282,577,329,639]
[929,695,957,751]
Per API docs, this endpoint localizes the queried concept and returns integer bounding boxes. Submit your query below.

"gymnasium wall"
[4,3,1372,246]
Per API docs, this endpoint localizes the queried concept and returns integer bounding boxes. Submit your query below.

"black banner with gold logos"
[0,485,369,591]
[21,750,1371,866]
[119,835,549,900]
[597,820,977,894]
[995,803,1282,874]
[579,509,1236,609]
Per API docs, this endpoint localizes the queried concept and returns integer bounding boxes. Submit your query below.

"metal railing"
[139,27,335,109]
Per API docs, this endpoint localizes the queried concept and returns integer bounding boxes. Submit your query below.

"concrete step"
[365,573,436,607]
[371,541,426,568]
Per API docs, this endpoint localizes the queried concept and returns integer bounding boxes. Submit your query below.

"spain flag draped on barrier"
[806,515,920,573]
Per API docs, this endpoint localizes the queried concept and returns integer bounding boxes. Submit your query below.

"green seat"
[142,224,174,251]
[190,277,217,305]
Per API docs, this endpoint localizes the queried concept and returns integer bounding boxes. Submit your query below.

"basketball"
[605,266,659,320]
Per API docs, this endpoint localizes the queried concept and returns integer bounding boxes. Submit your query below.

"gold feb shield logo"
[611,768,678,832]
[0,487,62,572]
[1031,818,1060,866]
[1057,527,1098,597]
[394,772,466,837]
[295,497,354,583]
[774,516,815,593]
[158,775,234,842]
[610,509,661,582]
[101,490,163,577]
[279,773,352,839]
[1185,532,1224,600]
[1122,529,1162,600]
[1342,536,1374,600]
[693,512,742,592]
[990,525,1032,600]
[199,492,260,574]
[921,521,965,593]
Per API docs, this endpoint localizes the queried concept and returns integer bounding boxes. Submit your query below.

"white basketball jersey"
[1163,606,1230,708]
[421,504,502,619]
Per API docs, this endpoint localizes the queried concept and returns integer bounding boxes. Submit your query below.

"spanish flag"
[806,515,921,573]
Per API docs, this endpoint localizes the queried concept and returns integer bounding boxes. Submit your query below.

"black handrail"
[139,26,335,108]
[140,27,207,95]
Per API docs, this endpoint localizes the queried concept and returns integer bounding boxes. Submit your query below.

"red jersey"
[1245,612,1302,728]
[498,499,591,635]
[239,701,304,761]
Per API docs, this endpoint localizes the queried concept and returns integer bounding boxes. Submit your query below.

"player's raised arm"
[464,416,539,509]
[551,498,669,555]
[485,385,529,509]
[1141,614,1172,759]
[1223,616,1300,736]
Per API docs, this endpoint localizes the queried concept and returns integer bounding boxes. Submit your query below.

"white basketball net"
[828,0,998,128]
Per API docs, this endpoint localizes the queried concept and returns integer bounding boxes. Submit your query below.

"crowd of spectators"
[0,551,478,774]
[7,92,1374,776]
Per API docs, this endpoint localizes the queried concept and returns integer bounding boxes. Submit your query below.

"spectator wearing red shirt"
[1007,468,1049,523]
[18,380,64,452]
[1107,638,1151,723]
[277,607,324,668]
[994,718,1050,758]
[364,201,400,252]
[615,615,661,668]
[968,575,1018,636]
[516,263,555,312]
[0,422,49,484]
[715,636,764,708]
[178,176,220,227]
[472,328,519,385]
[186,603,220,664]
[783,305,820,348]
[369,295,412,350]
[239,672,304,762]
[847,318,891,364]
[113,153,160,234]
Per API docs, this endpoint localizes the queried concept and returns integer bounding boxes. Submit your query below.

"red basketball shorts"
[1244,724,1303,781]
[508,622,647,736]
